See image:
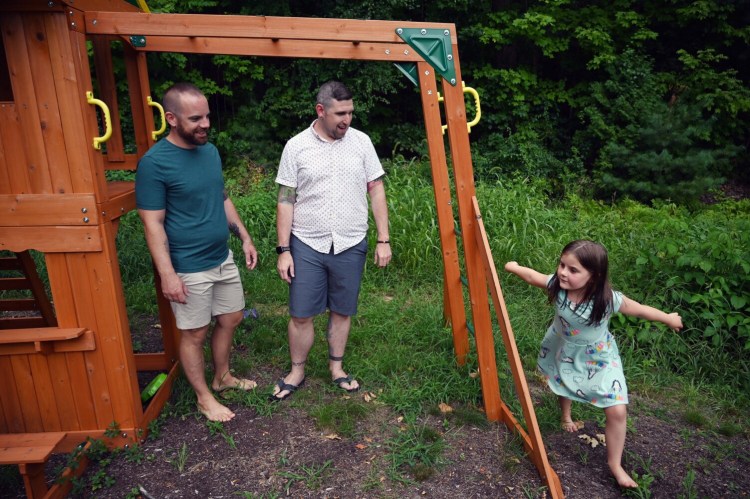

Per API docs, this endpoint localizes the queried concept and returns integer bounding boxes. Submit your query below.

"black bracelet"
[377,240,390,244]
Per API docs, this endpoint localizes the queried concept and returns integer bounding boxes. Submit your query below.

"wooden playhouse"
[0,1,563,497]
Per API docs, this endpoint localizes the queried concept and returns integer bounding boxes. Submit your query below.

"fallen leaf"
[324,433,341,440]
[596,433,606,446]
[355,443,367,450]
[577,434,599,448]
[438,402,454,413]
[469,370,479,378]
[364,437,373,443]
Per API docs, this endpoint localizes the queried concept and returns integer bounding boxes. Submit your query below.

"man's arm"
[224,193,258,270]
[368,177,391,268]
[138,208,189,303]
[276,185,296,283]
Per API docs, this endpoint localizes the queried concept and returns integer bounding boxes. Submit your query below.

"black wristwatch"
[276,245,291,255]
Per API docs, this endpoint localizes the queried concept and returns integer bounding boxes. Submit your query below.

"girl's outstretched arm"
[504,261,549,289]
[618,296,683,331]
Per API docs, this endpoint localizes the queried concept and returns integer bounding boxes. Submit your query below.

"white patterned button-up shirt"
[276,121,385,254]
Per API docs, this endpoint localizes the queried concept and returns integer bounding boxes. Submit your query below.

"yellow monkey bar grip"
[437,81,482,135]
[86,91,112,150]
[147,96,167,141]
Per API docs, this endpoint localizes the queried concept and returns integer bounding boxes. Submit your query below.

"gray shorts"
[171,250,245,330]
[289,235,367,318]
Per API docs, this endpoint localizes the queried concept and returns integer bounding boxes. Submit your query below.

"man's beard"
[176,123,208,146]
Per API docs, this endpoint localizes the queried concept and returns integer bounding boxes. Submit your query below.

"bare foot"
[211,373,257,393]
[196,397,235,422]
[561,419,583,432]
[609,463,638,488]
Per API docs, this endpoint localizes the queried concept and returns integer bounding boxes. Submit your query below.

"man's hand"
[277,252,294,283]
[243,240,258,270]
[374,242,392,268]
[161,272,188,304]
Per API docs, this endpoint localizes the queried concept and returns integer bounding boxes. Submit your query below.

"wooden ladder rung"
[0,298,39,311]
[0,276,31,291]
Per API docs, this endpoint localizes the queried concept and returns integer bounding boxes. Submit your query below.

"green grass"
[105,158,749,485]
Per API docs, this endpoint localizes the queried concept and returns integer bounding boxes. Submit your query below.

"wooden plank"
[14,250,56,327]
[0,330,95,355]
[0,328,86,344]
[126,36,425,62]
[45,253,96,430]
[45,13,96,194]
[91,36,125,162]
[104,154,138,170]
[0,105,32,196]
[86,223,141,427]
[0,317,48,330]
[417,61,469,366]
[24,13,74,195]
[0,299,38,311]
[0,277,29,290]
[134,352,170,371]
[100,181,135,221]
[0,356,25,432]
[27,353,63,431]
[441,49,503,422]
[472,196,564,498]
[0,389,7,433]
[10,355,44,432]
[65,252,115,429]
[0,226,103,253]
[0,193,99,226]
[0,431,65,464]
[1,14,53,194]
[123,45,154,156]
[67,26,109,200]
[0,0,142,12]
[85,12,456,44]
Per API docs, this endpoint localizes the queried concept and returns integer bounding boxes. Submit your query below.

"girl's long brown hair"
[547,240,614,325]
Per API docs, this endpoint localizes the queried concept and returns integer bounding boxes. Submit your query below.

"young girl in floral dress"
[505,240,683,488]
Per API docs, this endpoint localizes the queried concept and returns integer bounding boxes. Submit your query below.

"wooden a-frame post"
[0,2,562,496]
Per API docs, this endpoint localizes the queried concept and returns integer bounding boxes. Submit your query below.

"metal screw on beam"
[444,30,450,36]
[420,29,427,35]
[92,19,97,25]
[83,217,89,223]
[47,1,54,7]
[447,55,453,61]
[396,28,403,35]
[121,432,128,438]
[71,22,77,28]
[404,49,409,55]
[81,208,88,213]
[385,49,390,55]
[451,78,456,85]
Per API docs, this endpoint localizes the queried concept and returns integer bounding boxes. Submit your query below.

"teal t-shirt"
[135,139,229,273]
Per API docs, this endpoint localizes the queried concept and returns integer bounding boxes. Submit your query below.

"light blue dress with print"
[537,276,628,408]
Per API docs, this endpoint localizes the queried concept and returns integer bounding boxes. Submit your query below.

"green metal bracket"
[394,63,418,86]
[395,27,457,86]
[129,35,147,48]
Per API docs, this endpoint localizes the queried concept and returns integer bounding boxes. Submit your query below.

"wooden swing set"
[0,1,563,497]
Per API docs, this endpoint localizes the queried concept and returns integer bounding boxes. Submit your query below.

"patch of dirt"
[1,316,749,498]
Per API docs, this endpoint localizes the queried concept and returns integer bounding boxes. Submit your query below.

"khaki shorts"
[171,250,245,330]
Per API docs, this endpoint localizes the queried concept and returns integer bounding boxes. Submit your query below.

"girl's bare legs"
[559,397,580,432]
[604,404,638,488]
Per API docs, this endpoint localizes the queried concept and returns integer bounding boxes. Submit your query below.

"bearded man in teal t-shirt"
[136,82,258,423]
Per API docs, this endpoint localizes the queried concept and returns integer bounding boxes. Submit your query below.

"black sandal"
[269,376,305,402]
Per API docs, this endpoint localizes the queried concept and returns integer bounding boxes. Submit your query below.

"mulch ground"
[1,315,749,498]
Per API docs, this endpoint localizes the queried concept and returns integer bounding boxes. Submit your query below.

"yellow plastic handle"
[437,81,482,135]
[147,96,166,141]
[86,91,112,150]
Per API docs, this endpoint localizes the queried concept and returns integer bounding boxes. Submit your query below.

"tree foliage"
[137,0,750,202]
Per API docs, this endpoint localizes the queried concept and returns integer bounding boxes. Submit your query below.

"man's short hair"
[163,82,204,115]
[316,81,353,108]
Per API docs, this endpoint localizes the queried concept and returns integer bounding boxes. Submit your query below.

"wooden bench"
[0,432,66,498]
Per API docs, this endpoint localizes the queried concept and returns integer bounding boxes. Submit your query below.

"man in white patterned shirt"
[272,81,392,401]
